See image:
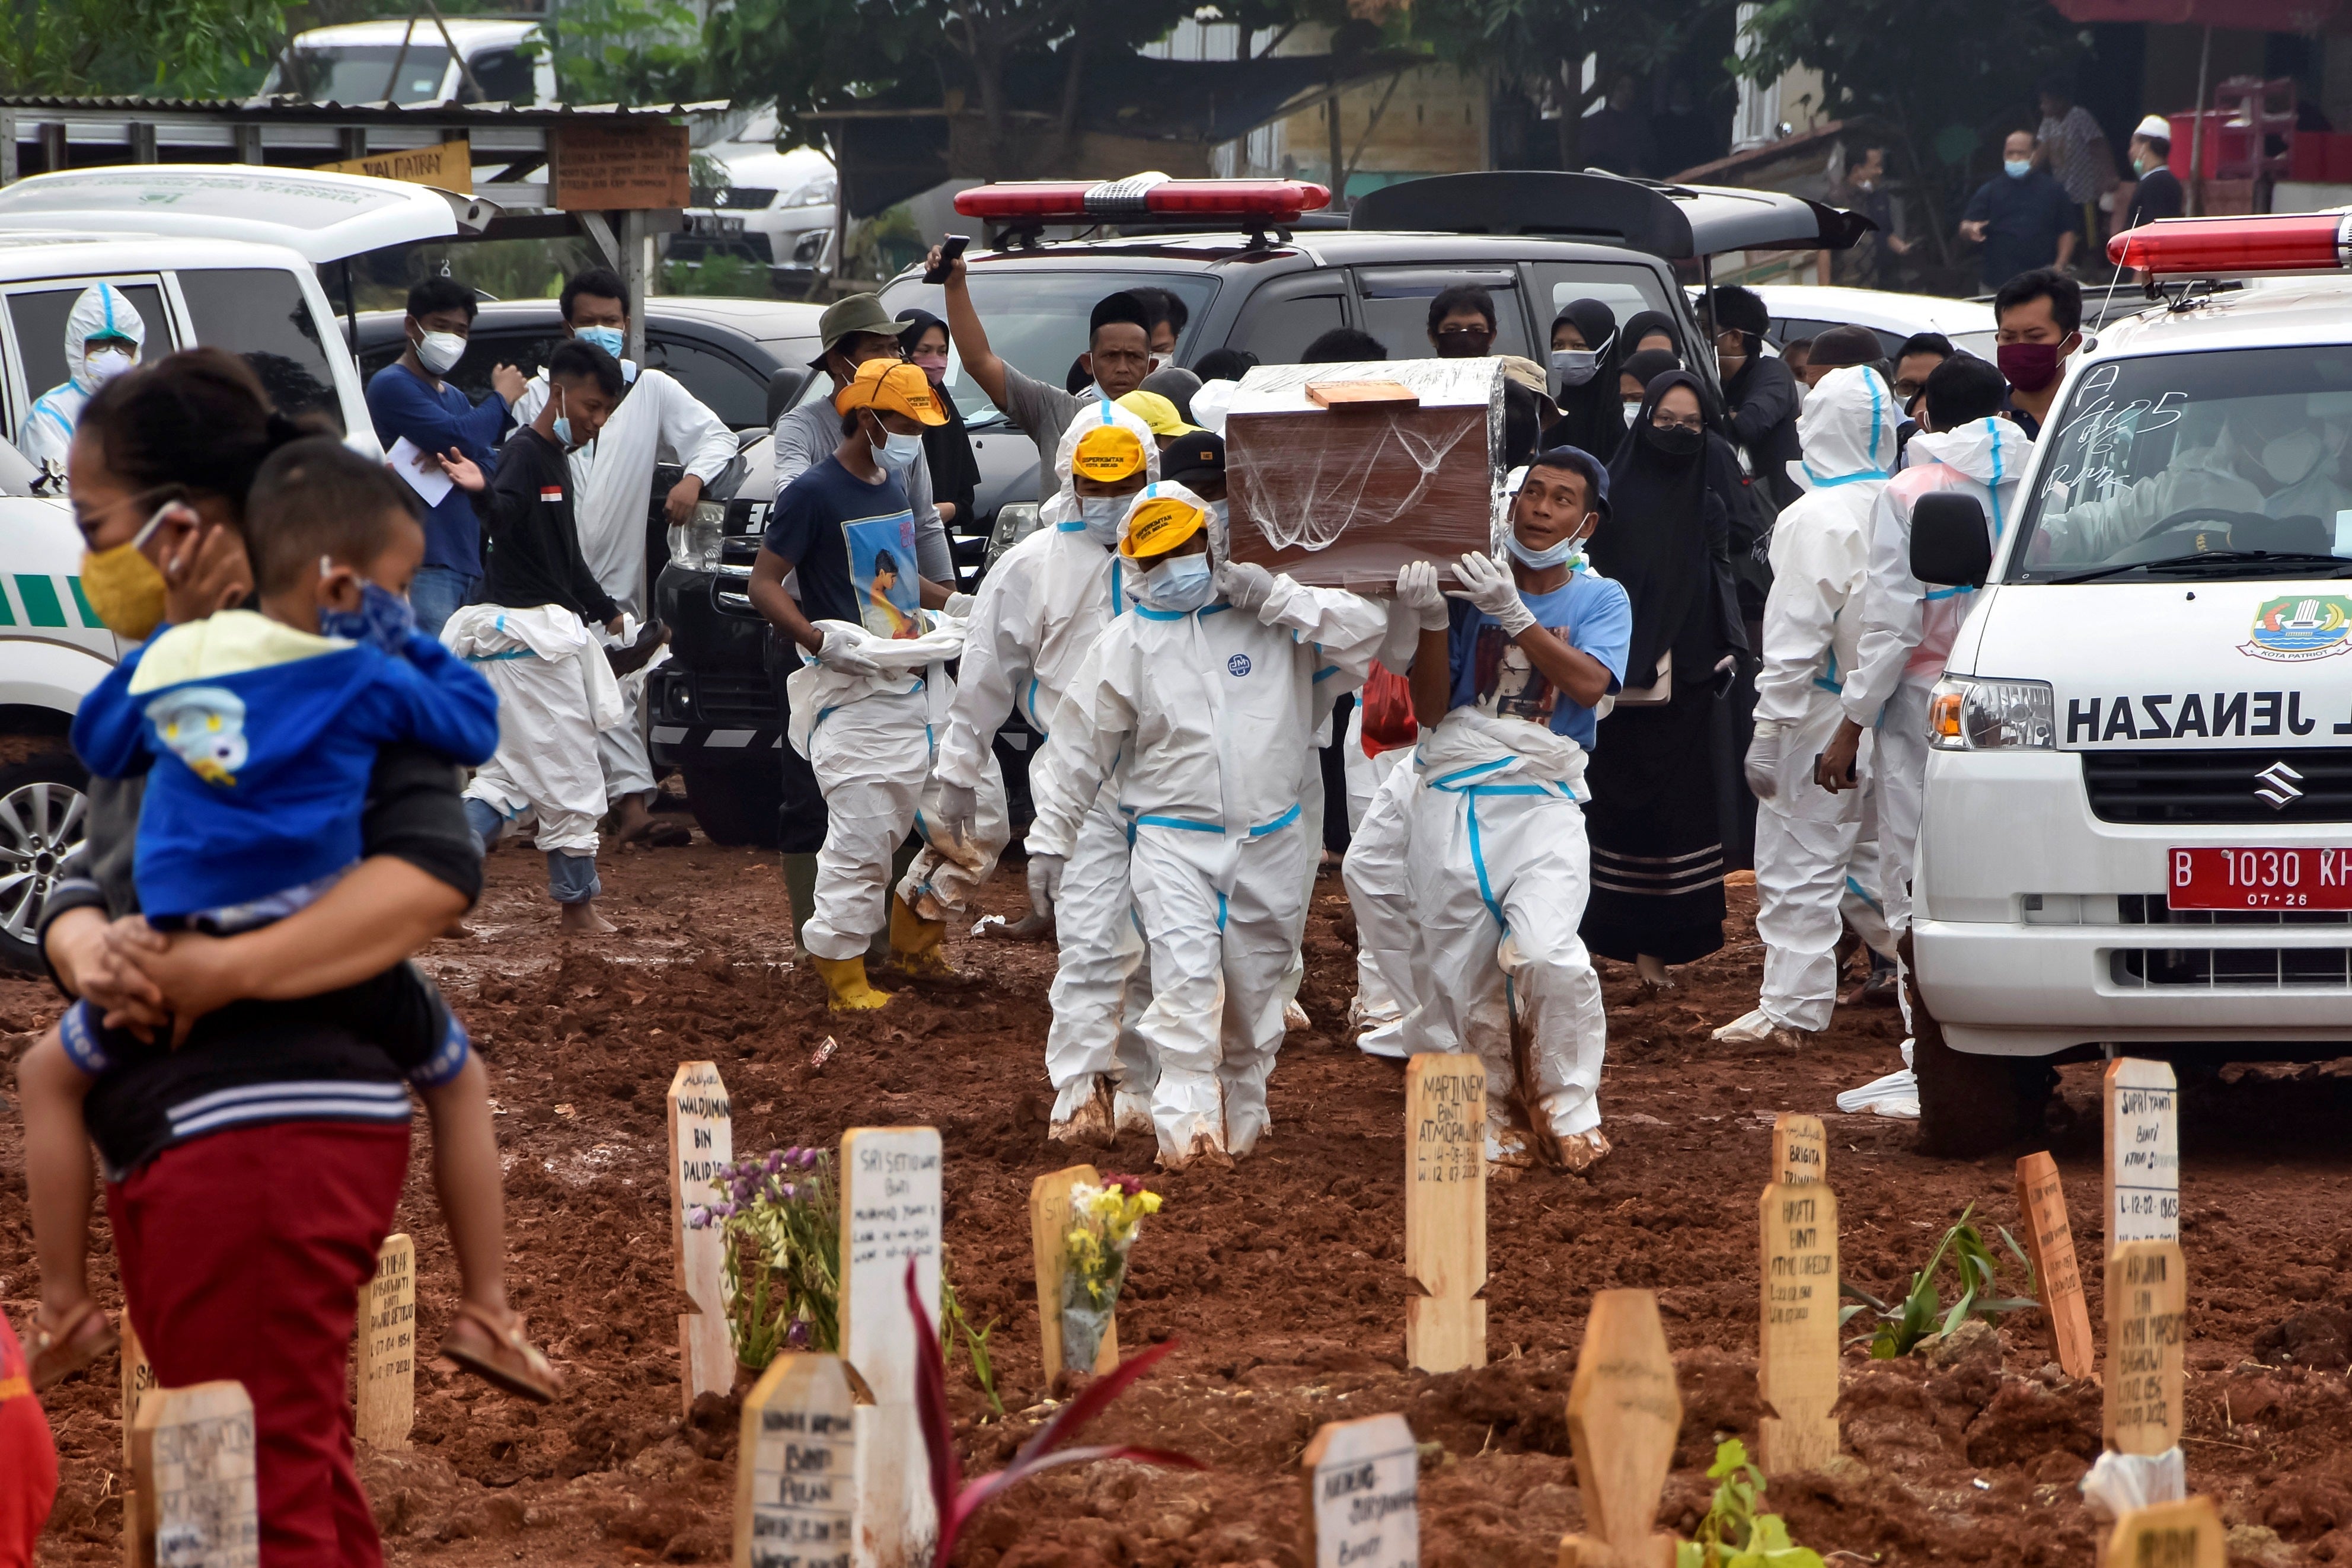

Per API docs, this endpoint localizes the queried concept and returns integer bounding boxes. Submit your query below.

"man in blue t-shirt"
[365,276,525,637]
[1397,445,1633,1176]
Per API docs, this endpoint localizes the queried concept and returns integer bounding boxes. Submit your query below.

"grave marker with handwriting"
[1300,1412,1418,1568]
[2105,1239,2187,1456]
[2105,1497,2225,1568]
[840,1127,943,1568]
[669,1061,735,1414]
[132,1381,259,1568]
[1030,1164,1118,1379]
[1557,1290,1681,1568]
[1770,1113,1826,1187]
[1757,1181,1839,1474]
[2015,1153,2096,1379]
[356,1233,415,1450]
[1406,1055,1486,1373]
[734,1353,858,1568]
[2104,1058,2179,1247]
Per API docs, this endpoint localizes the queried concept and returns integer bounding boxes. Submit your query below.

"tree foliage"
[0,0,298,96]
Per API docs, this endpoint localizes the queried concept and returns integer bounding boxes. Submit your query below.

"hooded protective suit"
[1738,367,1898,1033]
[1028,482,1384,1165]
[1843,414,2034,946]
[1338,608,1431,1058]
[21,283,146,472]
[937,400,1160,1132]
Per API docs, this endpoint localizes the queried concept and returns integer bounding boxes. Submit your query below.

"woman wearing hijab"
[1619,309,1685,360]
[898,308,981,529]
[1582,368,1746,988]
[1542,299,1622,461]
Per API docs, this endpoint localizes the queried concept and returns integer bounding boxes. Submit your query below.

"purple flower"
[786,1318,809,1348]
[765,1149,785,1173]
[686,1205,710,1228]
[797,1149,821,1170]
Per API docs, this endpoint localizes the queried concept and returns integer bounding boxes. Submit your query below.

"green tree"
[1,0,298,95]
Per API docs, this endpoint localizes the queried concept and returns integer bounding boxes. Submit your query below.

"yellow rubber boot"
[810,954,893,1012]
[886,894,963,983]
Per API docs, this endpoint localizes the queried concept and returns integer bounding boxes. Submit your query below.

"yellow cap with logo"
[833,358,949,426]
[1119,490,1209,561]
[1073,420,1147,482]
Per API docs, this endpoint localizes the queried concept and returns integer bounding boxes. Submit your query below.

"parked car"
[671,107,841,286]
[1746,284,1997,360]
[260,18,556,107]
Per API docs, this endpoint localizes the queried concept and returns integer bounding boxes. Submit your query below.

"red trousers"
[108,1120,410,1568]
[0,1312,58,1568]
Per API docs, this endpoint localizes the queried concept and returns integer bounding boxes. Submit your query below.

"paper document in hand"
[388,437,454,507]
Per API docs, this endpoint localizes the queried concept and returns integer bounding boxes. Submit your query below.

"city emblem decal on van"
[2242,595,2352,663]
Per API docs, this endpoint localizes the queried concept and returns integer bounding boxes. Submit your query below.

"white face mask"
[1078,494,1126,547]
[875,428,924,472]
[1139,551,1215,612]
[416,329,466,375]
[84,347,135,387]
[1622,401,1642,428]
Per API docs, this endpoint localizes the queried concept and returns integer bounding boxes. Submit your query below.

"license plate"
[2167,847,2352,909]
[689,213,745,236]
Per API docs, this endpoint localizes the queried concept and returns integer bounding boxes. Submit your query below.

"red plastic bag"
[1359,662,1417,757]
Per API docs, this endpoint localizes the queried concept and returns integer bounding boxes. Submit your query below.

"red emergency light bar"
[2107,212,2352,277]
[955,173,1332,225]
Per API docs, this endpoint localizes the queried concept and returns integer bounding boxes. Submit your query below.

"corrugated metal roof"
[0,95,730,121]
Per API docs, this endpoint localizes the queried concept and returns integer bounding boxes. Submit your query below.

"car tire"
[0,751,90,977]
[681,762,783,850]
[1906,931,2049,1157]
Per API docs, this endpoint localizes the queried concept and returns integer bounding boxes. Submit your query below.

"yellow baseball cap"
[1119,489,1209,561]
[1116,389,1201,439]
[832,359,948,426]
[1073,420,1148,482]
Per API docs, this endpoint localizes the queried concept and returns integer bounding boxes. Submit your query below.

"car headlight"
[667,500,726,572]
[1929,675,2056,751]
[788,177,837,208]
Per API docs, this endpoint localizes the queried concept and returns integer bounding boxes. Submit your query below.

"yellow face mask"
[79,501,174,640]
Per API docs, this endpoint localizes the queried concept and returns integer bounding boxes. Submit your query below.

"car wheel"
[0,751,90,976]
[1906,932,2050,1157]
[681,762,783,850]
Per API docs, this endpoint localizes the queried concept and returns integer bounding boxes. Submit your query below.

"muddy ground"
[11,822,2352,1567]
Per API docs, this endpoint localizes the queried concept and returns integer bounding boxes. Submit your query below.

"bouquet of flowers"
[685,1146,840,1371]
[1060,1174,1161,1374]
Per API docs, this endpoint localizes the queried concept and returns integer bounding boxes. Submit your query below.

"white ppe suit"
[937,402,1161,1123]
[1339,608,1430,1059]
[1748,367,1899,1032]
[1030,505,1384,1164]
[445,602,626,856]
[21,282,146,473]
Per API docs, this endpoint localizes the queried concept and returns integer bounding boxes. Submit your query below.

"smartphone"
[923,234,971,285]
[1812,751,1856,784]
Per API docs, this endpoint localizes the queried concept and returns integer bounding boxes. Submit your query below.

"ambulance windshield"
[2009,346,2352,582]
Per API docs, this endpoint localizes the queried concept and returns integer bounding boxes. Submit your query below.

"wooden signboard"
[1030,1164,1118,1380]
[2105,1239,2187,1456]
[318,137,471,195]
[1406,1054,1486,1374]
[2105,1058,2179,1247]
[356,1232,416,1451]
[735,1353,858,1568]
[1770,1113,1826,1187]
[2015,1152,2097,1379]
[2106,1497,2226,1568]
[840,1127,943,1568]
[1300,1413,1418,1568]
[669,1061,735,1413]
[132,1381,259,1568]
[1757,1182,1839,1474]
[1558,1291,1681,1568]
[550,120,690,212]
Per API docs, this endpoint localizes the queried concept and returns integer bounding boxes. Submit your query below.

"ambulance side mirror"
[1911,490,1991,589]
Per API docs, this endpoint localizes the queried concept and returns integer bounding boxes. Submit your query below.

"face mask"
[80,501,175,640]
[575,324,625,359]
[318,575,417,653]
[912,352,949,387]
[1996,340,2067,394]
[84,347,135,387]
[1078,494,1126,547]
[1140,551,1215,612]
[1645,423,1705,461]
[551,387,576,449]
[875,429,925,472]
[415,329,466,375]
[1506,527,1585,570]
[2262,430,2326,487]
[1552,349,1602,389]
[2004,159,2033,180]
[1622,401,1642,428]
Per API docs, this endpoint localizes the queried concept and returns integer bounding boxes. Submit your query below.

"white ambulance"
[1909,212,2352,1151]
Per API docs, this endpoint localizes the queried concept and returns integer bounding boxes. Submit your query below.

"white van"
[1907,237,2352,1151]
[260,18,556,107]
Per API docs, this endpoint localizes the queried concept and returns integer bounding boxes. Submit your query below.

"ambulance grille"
[2118,895,2352,927]
[2111,945,2352,988]
[2082,748,2352,824]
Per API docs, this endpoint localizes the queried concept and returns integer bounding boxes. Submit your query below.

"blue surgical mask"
[1139,552,1214,612]
[876,429,925,472]
[1078,494,1126,547]
[551,385,577,449]
[318,576,417,654]
[1505,528,1585,570]
[576,324,625,359]
[2004,159,2032,179]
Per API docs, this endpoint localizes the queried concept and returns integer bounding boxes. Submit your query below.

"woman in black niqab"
[1540,298,1622,462]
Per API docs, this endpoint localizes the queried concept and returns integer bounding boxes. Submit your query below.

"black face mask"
[1643,423,1705,461]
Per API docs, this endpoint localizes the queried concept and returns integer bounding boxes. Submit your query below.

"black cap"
[1160,430,1224,487]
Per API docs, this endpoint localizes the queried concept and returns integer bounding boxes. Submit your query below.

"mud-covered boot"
[884,893,974,989]
[811,954,893,1012]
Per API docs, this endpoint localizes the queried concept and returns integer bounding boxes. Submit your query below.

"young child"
[20,437,560,1400]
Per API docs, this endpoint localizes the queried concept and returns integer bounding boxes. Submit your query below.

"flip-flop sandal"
[441,1302,563,1404]
[29,1299,117,1393]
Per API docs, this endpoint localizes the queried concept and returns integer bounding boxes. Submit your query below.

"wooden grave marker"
[840,1126,943,1568]
[1771,1112,1826,1186]
[669,1061,735,1414]
[131,1381,259,1568]
[1558,1290,1681,1568]
[356,1232,416,1451]
[2107,1497,2226,1568]
[2105,1239,2188,1456]
[122,1312,155,1468]
[2015,1152,2097,1379]
[1300,1412,1418,1568]
[1757,1181,1840,1474]
[1030,1164,1119,1381]
[1406,1054,1487,1374]
[734,1353,857,1568]
[2105,1058,2179,1247]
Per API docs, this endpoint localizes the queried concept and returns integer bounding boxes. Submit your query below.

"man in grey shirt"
[924,242,1157,500]
[772,292,955,582]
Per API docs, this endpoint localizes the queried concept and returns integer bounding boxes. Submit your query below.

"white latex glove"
[1396,558,1450,631]
[1450,551,1536,638]
[1744,720,1784,800]
[816,625,882,677]
[943,591,976,617]
[1027,851,1066,913]
[1215,559,1277,615]
[936,781,978,842]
